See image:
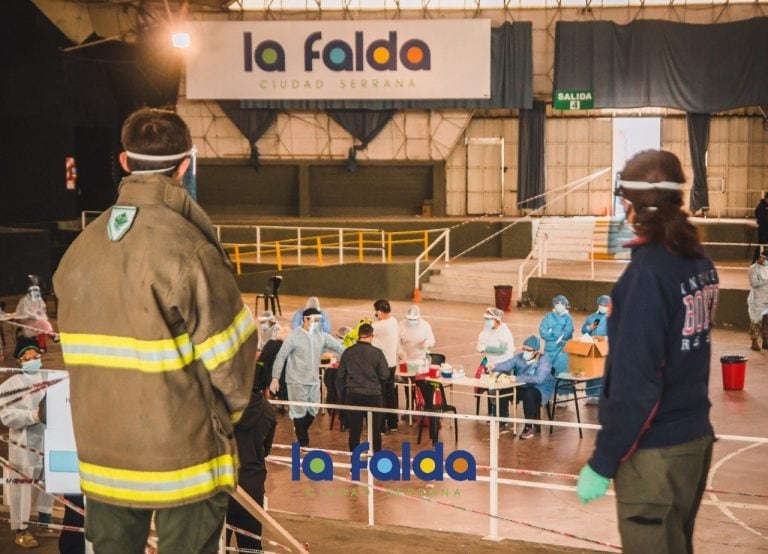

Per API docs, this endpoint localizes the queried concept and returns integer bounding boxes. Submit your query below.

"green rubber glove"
[576,464,610,504]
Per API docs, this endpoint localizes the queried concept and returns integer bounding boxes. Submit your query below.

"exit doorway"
[612,118,661,217]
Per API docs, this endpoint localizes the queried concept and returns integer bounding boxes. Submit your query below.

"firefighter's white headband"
[126,147,196,174]
[617,179,682,191]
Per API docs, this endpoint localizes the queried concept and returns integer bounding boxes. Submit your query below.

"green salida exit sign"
[554,90,594,110]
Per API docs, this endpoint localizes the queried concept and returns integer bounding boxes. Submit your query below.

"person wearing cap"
[14,279,55,352]
[580,295,611,405]
[747,249,768,351]
[290,296,332,334]
[488,336,555,440]
[371,299,400,433]
[257,309,279,351]
[337,323,389,453]
[539,295,574,377]
[476,307,515,417]
[576,150,718,554]
[582,295,611,337]
[0,338,55,548]
[397,305,436,416]
[270,307,344,446]
[398,305,435,364]
[53,107,259,552]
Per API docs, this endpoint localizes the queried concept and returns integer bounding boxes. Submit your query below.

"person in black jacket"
[337,323,389,453]
[226,355,277,552]
[577,150,718,554]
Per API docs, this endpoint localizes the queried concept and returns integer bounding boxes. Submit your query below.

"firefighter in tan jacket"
[54,108,258,553]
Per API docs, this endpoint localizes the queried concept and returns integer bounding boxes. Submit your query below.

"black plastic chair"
[255,275,282,315]
[415,379,458,446]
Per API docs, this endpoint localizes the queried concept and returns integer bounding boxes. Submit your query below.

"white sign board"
[44,370,80,494]
[186,20,491,100]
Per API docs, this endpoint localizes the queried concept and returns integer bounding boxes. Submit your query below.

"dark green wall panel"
[197,163,299,217]
[309,165,432,216]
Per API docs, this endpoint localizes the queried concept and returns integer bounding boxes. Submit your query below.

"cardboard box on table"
[563,337,609,377]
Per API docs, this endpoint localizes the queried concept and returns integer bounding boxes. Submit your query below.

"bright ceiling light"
[171,32,190,49]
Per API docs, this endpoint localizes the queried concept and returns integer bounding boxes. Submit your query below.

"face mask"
[598,305,608,314]
[554,304,567,315]
[261,323,272,334]
[21,359,42,372]
[522,350,534,361]
[309,322,318,333]
[30,290,42,300]
[484,319,494,330]
[407,320,418,328]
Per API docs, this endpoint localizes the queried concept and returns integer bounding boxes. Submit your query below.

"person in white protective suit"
[14,281,54,351]
[747,249,768,351]
[398,305,436,364]
[0,339,55,548]
[476,307,515,366]
[257,309,279,351]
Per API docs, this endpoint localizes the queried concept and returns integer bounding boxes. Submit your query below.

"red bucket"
[428,366,439,379]
[720,356,747,390]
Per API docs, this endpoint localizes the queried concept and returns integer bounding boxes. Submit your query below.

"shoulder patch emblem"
[107,205,138,242]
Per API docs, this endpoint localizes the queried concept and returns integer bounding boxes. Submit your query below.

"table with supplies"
[396,364,524,434]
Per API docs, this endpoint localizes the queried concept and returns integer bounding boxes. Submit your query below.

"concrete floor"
[1,287,767,553]
[259,294,768,553]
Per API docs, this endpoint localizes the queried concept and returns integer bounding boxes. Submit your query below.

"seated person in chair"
[488,336,555,440]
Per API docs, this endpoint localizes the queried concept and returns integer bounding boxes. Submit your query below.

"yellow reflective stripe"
[60,332,193,373]
[195,306,256,371]
[79,455,236,504]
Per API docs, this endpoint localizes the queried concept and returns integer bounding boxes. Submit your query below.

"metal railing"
[413,228,451,295]
[516,232,548,300]
[215,225,386,272]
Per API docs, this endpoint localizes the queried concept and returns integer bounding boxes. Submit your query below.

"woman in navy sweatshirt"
[576,150,718,554]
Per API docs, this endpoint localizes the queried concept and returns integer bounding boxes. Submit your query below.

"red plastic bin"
[494,285,514,312]
[720,356,747,390]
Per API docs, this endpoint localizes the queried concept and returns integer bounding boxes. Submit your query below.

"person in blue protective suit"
[290,297,332,334]
[582,295,611,337]
[489,335,555,440]
[580,295,611,405]
[270,308,344,447]
[539,295,574,377]
[576,149,718,554]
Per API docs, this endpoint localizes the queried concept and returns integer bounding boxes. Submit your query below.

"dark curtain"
[326,110,395,150]
[240,22,532,110]
[554,18,768,112]
[517,101,546,209]
[218,102,278,167]
[687,113,711,214]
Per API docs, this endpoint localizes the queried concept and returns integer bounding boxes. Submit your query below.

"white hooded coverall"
[0,371,54,530]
